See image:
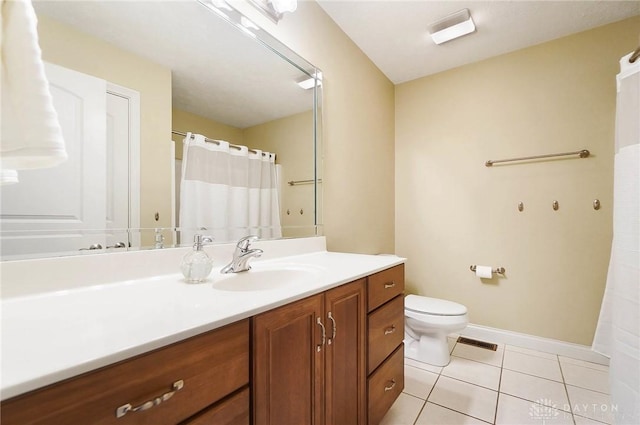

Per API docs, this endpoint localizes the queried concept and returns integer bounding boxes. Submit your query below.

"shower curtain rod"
[172,130,267,156]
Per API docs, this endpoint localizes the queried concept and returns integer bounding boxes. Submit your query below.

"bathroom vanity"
[0,238,405,425]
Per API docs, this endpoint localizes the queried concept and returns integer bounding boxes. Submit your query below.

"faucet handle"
[193,234,214,249]
[236,235,258,250]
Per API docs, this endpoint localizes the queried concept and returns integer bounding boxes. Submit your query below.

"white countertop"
[1,242,404,400]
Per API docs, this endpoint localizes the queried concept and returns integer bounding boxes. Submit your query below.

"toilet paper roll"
[475,265,493,279]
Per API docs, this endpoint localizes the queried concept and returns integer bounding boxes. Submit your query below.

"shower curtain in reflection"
[593,52,639,425]
[179,133,282,244]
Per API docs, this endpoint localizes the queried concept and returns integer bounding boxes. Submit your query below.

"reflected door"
[0,63,107,258]
[105,88,140,250]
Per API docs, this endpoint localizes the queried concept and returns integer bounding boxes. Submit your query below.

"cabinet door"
[253,294,325,425]
[325,279,366,425]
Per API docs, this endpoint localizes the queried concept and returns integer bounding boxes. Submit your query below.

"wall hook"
[593,199,601,210]
[552,200,559,211]
[518,201,524,212]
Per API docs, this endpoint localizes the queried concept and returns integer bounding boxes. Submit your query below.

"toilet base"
[404,332,452,367]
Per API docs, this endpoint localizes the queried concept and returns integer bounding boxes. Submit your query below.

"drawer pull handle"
[116,380,184,418]
[384,379,396,392]
[316,317,326,352]
[327,312,337,345]
[384,325,396,335]
[384,281,395,289]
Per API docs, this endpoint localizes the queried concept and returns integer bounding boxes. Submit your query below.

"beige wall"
[244,111,316,237]
[395,17,640,345]
[37,16,173,233]
[237,1,396,254]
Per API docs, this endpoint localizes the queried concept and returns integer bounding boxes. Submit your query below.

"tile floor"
[381,337,613,425]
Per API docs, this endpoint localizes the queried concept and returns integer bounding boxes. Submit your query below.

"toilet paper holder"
[470,265,505,275]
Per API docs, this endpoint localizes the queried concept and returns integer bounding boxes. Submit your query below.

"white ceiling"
[316,0,640,84]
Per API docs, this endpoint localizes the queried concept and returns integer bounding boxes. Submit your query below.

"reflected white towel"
[0,0,66,173]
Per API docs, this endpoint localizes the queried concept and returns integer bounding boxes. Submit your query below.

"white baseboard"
[460,323,610,366]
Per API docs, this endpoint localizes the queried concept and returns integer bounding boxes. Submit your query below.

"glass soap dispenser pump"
[181,234,214,283]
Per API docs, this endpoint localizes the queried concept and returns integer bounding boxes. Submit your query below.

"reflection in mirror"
[0,0,322,260]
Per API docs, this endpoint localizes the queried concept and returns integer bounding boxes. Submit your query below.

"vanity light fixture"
[247,0,297,23]
[297,72,322,90]
[240,16,260,31]
[204,0,232,19]
[428,9,476,45]
[270,0,297,14]
[210,0,232,10]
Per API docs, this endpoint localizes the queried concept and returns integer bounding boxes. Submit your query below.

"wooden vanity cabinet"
[1,320,250,425]
[1,264,404,425]
[366,265,405,425]
[252,279,367,425]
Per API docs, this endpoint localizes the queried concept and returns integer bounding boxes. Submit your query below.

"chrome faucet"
[221,235,263,274]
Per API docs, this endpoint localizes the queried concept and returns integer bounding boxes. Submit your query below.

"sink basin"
[211,263,324,292]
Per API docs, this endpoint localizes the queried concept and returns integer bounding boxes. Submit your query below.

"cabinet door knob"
[384,325,396,335]
[384,282,395,289]
[115,380,184,418]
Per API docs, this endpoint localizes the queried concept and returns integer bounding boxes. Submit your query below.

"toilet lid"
[405,294,467,316]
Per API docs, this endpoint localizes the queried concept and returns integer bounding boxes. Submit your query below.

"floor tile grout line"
[502,364,564,384]
[573,411,613,424]
[493,341,507,424]
[426,400,494,424]
[411,400,427,425]
[557,358,610,395]
[557,353,577,425]
[411,373,442,425]
[504,344,559,360]
[436,373,500,393]
[423,355,496,425]
[451,354,503,368]
[450,352,504,369]
[497,390,574,414]
[565,383,611,396]
[559,361,610,373]
[428,374,500,423]
[558,356,610,371]
[505,347,564,364]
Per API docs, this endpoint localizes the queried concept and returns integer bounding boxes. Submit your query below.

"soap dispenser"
[181,234,214,283]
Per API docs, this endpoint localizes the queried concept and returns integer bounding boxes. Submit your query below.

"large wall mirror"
[0,0,322,260]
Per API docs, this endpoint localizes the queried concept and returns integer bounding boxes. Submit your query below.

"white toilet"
[404,294,468,366]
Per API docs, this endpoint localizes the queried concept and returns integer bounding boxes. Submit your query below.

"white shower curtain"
[593,52,639,425]
[179,133,282,244]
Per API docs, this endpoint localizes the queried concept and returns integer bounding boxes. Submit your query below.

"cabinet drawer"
[182,387,249,425]
[367,344,404,425]
[1,320,250,425]
[367,295,404,374]
[368,265,404,312]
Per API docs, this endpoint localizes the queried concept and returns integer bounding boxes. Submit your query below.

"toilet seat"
[405,294,467,316]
